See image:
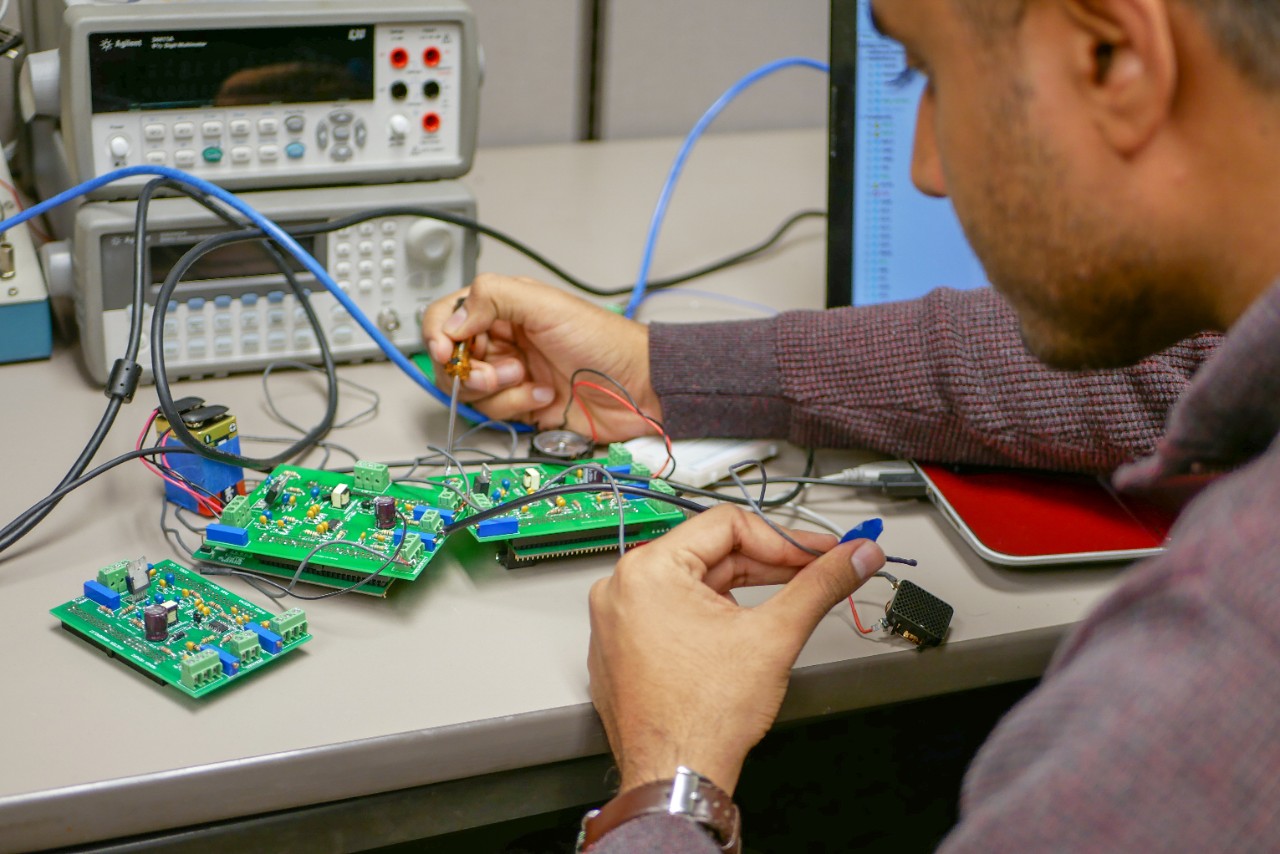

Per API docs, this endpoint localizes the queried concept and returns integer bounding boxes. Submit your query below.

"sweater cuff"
[588,813,722,853]
[650,318,791,439]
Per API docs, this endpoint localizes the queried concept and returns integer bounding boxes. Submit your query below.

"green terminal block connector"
[220,495,254,529]
[224,630,262,664]
[399,534,425,564]
[630,462,652,479]
[97,561,129,594]
[273,608,309,644]
[353,460,391,493]
[470,493,493,511]
[419,507,445,535]
[647,479,677,496]
[418,509,443,534]
[180,648,221,689]
[606,443,632,468]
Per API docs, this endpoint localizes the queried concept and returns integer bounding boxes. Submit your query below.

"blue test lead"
[840,517,884,543]
[840,518,917,566]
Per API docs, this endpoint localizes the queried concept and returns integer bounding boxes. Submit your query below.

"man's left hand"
[587,505,885,795]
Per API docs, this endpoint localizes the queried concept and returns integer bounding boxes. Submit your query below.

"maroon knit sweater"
[650,287,1220,474]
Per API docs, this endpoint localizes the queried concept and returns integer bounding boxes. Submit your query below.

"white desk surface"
[0,129,1121,852]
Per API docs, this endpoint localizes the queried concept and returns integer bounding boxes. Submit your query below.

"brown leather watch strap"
[578,766,741,853]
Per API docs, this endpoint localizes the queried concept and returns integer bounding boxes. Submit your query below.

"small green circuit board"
[194,447,688,592]
[51,558,311,699]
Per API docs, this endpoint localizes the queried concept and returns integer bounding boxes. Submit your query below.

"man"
[422,0,1279,847]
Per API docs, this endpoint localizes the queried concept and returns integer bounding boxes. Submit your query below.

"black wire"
[1,446,203,540]
[0,176,170,555]
[618,209,826,295]
[145,177,339,473]
[0,29,23,56]
[147,205,827,300]
[441,482,706,536]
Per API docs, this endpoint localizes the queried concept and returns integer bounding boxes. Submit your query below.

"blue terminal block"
[476,517,520,538]
[83,580,121,611]
[204,524,250,547]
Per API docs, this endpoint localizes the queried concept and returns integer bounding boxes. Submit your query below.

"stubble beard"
[955,84,1197,370]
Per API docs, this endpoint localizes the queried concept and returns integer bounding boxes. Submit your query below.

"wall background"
[402,0,826,147]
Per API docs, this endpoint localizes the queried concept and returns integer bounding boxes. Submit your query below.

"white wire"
[778,503,843,537]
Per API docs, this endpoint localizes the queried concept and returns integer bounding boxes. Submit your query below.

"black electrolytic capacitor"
[143,604,168,642]
[374,495,397,529]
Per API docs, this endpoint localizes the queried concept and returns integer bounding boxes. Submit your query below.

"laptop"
[825,0,1172,565]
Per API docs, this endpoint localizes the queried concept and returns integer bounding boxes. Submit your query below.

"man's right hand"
[420,275,661,441]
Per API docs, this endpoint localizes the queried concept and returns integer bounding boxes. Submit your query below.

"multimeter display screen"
[89,25,375,113]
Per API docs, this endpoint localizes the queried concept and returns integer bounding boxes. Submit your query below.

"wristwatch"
[576,766,741,853]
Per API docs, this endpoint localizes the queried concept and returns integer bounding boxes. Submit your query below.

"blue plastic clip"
[840,518,884,544]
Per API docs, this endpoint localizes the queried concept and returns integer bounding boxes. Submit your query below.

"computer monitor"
[826,0,989,307]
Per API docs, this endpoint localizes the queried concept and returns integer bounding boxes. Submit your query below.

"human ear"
[1062,0,1176,155]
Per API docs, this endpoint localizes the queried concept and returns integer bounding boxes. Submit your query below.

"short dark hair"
[1184,0,1280,89]
[955,0,1280,90]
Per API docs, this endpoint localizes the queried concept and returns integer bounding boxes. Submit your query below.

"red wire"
[571,380,675,477]
[137,411,223,515]
[0,178,53,243]
[849,596,875,634]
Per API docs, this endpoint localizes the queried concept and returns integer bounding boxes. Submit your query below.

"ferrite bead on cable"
[105,359,143,402]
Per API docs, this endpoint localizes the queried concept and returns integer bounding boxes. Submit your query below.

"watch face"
[531,429,593,460]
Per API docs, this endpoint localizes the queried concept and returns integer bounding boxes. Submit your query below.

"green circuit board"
[51,559,311,699]
[455,457,686,567]
[192,461,447,595]
[193,449,688,593]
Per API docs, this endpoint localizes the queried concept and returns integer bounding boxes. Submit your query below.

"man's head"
[872,0,1280,369]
